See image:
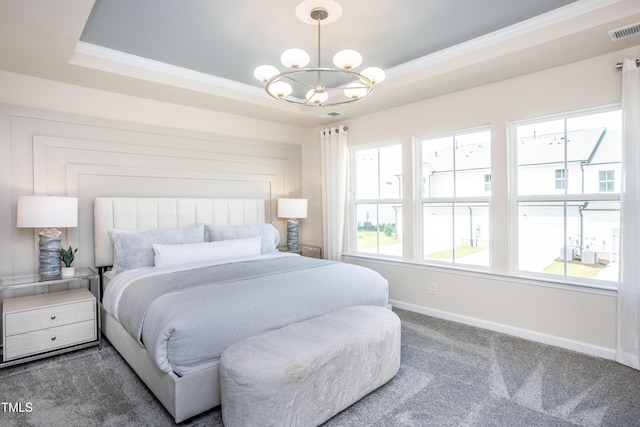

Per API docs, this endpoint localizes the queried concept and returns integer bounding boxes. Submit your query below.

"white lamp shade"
[361,66,386,84]
[333,49,363,70]
[344,82,368,99]
[277,198,308,219]
[254,64,280,82]
[280,48,310,69]
[17,196,78,228]
[306,88,329,104]
[268,81,293,98]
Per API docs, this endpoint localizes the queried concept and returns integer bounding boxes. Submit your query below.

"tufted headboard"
[93,197,266,267]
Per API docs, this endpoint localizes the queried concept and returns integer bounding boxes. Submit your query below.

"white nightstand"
[0,268,100,367]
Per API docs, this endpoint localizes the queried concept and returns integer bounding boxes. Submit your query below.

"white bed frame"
[94,197,267,423]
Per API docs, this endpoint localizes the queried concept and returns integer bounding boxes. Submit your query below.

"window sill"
[342,253,618,296]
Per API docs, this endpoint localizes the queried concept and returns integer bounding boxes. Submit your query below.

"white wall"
[303,46,640,358]
[0,71,308,297]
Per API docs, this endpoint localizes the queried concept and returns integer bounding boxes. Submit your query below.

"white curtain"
[320,126,348,261]
[617,58,640,370]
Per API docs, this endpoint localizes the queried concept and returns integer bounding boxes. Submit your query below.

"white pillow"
[153,236,262,268]
[109,224,205,274]
[205,224,280,253]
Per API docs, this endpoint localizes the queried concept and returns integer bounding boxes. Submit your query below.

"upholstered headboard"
[93,197,266,267]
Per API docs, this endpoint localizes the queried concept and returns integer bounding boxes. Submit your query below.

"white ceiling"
[1,0,640,127]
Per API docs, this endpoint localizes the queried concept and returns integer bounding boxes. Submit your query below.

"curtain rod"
[616,58,640,69]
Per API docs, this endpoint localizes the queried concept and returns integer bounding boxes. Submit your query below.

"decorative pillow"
[109,224,205,274]
[153,237,262,268]
[205,223,280,253]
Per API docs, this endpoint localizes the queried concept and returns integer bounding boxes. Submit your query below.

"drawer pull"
[51,315,56,320]
[51,336,56,341]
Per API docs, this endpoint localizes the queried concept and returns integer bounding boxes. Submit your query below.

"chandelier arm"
[279,74,318,91]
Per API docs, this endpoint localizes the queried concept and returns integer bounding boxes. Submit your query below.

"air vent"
[608,22,640,41]
[325,112,341,117]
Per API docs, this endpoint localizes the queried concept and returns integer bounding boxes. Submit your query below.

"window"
[599,170,615,192]
[418,128,491,267]
[353,144,402,257]
[555,169,567,190]
[348,105,621,289]
[484,174,492,192]
[513,109,621,282]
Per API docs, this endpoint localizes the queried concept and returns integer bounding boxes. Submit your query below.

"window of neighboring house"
[353,143,403,257]
[513,108,621,283]
[599,170,615,192]
[484,174,492,192]
[555,168,567,189]
[417,128,491,267]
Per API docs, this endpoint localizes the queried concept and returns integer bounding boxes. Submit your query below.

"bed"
[93,197,389,423]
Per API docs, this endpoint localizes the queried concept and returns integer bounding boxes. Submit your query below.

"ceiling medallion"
[253,0,385,107]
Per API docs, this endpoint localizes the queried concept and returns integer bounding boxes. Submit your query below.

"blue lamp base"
[286,219,299,250]
[38,229,62,277]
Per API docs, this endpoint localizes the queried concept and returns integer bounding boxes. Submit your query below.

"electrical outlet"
[428,281,437,295]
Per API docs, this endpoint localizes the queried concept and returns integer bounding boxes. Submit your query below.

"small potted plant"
[60,246,78,278]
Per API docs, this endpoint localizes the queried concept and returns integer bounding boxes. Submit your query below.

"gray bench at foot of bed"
[219,305,401,427]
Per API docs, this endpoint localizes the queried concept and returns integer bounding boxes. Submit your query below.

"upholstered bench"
[219,305,401,427]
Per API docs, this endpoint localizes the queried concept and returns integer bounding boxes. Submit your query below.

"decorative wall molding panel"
[1,104,301,286]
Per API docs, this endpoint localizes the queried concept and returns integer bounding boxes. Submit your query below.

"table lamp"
[17,196,78,277]
[277,198,308,250]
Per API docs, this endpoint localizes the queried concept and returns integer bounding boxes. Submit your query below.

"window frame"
[598,170,615,193]
[415,125,492,269]
[509,106,621,285]
[350,141,404,259]
[555,168,567,190]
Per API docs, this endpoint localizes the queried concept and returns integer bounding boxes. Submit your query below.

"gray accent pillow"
[109,224,205,274]
[205,224,280,253]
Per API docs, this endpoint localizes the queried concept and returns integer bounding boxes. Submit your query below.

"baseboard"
[390,299,616,361]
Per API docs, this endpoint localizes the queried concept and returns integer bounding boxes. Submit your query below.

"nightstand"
[0,268,100,368]
[278,244,322,258]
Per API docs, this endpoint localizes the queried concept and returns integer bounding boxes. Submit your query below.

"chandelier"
[253,0,385,107]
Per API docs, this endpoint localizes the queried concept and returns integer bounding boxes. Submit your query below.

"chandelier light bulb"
[361,67,386,84]
[268,81,293,98]
[306,87,329,104]
[333,49,363,70]
[344,82,369,99]
[254,64,280,82]
[280,48,310,69]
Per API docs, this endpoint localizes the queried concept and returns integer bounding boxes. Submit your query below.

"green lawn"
[358,233,602,278]
[426,246,486,259]
[543,261,601,277]
[357,230,401,249]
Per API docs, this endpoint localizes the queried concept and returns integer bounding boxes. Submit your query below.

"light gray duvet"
[105,253,389,375]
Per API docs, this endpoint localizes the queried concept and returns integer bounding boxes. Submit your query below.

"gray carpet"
[2,308,640,426]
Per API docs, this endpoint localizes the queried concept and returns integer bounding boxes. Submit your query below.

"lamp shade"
[333,49,362,70]
[268,81,293,98]
[253,64,280,82]
[344,82,368,99]
[306,88,329,104]
[280,48,310,69]
[277,198,308,219]
[361,66,386,84]
[17,196,78,228]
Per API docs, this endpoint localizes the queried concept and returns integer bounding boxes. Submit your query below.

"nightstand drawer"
[5,300,94,336]
[4,320,96,361]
